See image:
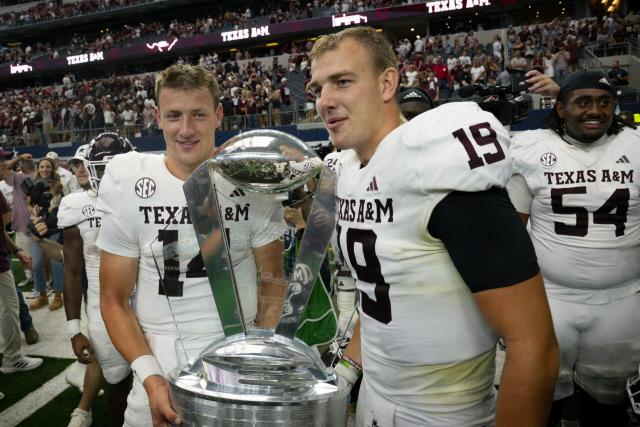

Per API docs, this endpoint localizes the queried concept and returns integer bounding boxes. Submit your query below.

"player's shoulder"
[612,126,640,147]
[391,102,512,192]
[510,129,558,161]
[401,101,507,145]
[323,150,357,174]
[60,190,94,209]
[511,129,555,147]
[58,191,96,227]
[105,151,161,177]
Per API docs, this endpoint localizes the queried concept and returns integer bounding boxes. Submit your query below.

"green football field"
[0,355,111,426]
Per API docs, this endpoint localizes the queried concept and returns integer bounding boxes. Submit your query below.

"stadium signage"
[1,2,507,80]
[66,51,105,65]
[331,13,368,27]
[221,26,270,42]
[425,0,490,14]
[146,39,178,52]
[10,64,33,74]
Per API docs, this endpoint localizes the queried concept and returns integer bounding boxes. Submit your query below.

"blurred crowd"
[0,12,638,147]
[0,0,150,27]
[1,0,408,65]
[394,14,638,100]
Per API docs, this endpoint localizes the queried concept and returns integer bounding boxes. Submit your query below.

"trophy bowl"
[171,130,346,425]
[215,130,323,193]
[169,329,349,426]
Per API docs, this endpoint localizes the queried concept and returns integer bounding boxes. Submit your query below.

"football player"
[96,64,287,426]
[62,137,133,427]
[507,70,640,427]
[308,27,558,425]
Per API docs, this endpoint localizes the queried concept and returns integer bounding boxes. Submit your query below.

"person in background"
[508,70,640,427]
[28,157,66,311]
[0,188,41,374]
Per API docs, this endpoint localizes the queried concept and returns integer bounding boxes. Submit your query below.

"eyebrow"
[309,71,357,90]
[573,95,613,102]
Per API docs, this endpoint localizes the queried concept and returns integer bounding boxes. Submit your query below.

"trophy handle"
[183,160,246,337]
[275,166,337,340]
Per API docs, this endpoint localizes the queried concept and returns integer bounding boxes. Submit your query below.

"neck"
[562,132,608,150]
[165,157,197,181]
[356,111,405,165]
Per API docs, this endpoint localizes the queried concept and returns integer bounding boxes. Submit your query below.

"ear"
[379,67,400,103]
[154,105,161,128]
[555,102,566,120]
[215,103,223,129]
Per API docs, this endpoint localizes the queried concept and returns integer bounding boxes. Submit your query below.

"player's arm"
[253,238,286,329]
[334,319,362,390]
[63,226,93,363]
[100,251,181,426]
[29,214,64,261]
[506,173,532,224]
[2,211,31,271]
[429,187,559,427]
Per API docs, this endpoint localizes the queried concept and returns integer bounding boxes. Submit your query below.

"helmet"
[84,132,133,191]
[68,144,89,172]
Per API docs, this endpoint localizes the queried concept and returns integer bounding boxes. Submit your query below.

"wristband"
[67,319,81,338]
[131,354,163,383]
[334,359,361,388]
[341,354,362,376]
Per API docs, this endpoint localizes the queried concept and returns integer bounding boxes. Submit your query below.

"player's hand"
[144,375,182,426]
[71,333,95,364]
[333,361,359,393]
[525,70,560,97]
[16,251,31,270]
[33,217,48,238]
[283,206,305,229]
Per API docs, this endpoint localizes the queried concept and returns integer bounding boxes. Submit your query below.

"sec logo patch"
[135,178,156,198]
[540,152,557,167]
[81,205,95,217]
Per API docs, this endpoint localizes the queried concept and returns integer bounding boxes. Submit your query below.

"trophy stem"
[275,166,337,340]
[183,160,246,337]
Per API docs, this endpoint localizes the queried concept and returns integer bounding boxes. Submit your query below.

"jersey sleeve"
[404,102,513,193]
[96,155,140,258]
[249,193,287,248]
[428,187,539,293]
[506,174,534,215]
[57,193,84,229]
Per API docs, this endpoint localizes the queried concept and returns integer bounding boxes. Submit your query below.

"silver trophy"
[159,130,349,425]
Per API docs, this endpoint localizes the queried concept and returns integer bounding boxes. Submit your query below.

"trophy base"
[169,329,349,426]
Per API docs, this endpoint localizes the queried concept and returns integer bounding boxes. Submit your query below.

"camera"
[459,67,533,126]
[21,177,59,238]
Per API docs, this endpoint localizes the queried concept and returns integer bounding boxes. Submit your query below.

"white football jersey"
[57,190,101,303]
[96,152,286,351]
[509,128,640,301]
[327,102,511,414]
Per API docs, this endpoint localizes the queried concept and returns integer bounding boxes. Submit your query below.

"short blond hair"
[155,64,220,107]
[310,27,397,75]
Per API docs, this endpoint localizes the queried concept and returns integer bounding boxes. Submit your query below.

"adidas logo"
[229,188,246,197]
[403,91,422,99]
[366,176,379,191]
[616,155,630,164]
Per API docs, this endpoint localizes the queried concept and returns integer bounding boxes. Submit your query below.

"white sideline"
[0,365,72,427]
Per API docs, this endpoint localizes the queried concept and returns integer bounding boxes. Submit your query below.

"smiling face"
[155,86,223,180]
[556,88,615,143]
[309,37,401,161]
[37,159,53,179]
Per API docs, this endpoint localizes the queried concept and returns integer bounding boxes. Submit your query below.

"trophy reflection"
[157,130,349,426]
